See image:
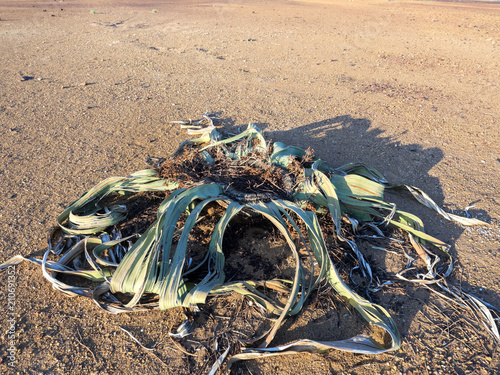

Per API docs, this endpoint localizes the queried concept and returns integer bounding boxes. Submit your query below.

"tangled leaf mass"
[2,114,498,367]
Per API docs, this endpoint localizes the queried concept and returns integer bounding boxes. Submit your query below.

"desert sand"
[0,0,499,374]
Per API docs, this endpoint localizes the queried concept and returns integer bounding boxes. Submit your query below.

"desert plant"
[2,114,497,368]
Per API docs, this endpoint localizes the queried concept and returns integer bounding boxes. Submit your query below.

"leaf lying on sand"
[1,114,497,371]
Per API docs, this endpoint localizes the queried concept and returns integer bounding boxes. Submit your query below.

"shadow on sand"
[216,114,497,374]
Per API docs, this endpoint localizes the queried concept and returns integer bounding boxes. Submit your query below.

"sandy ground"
[0,0,499,374]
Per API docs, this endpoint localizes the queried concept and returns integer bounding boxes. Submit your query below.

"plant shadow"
[219,114,498,374]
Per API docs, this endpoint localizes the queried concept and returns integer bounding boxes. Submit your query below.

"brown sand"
[1,0,499,373]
